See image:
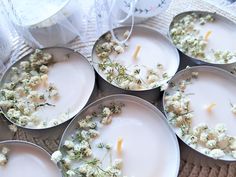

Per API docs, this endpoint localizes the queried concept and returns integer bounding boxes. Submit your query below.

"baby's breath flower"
[66,170,76,177]
[1,147,9,155]
[0,147,9,166]
[164,74,236,159]
[95,32,169,91]
[171,13,235,64]
[64,140,75,149]
[0,153,7,166]
[160,83,168,91]
[52,103,125,176]
[8,124,17,133]
[0,50,62,128]
[51,150,62,163]
[209,149,225,159]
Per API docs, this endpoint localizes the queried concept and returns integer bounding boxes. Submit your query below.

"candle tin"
[163,65,236,161]
[0,140,61,176]
[59,94,180,177]
[0,47,96,135]
[91,25,180,103]
[169,11,236,73]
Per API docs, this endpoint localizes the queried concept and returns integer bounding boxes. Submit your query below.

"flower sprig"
[0,49,62,128]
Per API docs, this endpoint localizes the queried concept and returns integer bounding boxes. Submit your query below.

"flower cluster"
[171,13,236,64]
[0,147,10,166]
[164,73,197,136]
[0,49,60,128]
[51,103,131,177]
[164,72,236,159]
[95,31,169,90]
[189,123,236,159]
[214,50,236,64]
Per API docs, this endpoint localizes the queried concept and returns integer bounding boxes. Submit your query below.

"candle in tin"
[92,26,179,92]
[53,95,180,177]
[0,47,95,129]
[0,141,61,177]
[163,66,236,161]
[170,11,236,66]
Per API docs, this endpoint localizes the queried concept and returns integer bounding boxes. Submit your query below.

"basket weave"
[1,0,236,176]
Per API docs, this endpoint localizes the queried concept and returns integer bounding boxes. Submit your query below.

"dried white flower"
[209,149,225,159]
[66,170,76,177]
[114,46,124,54]
[1,147,9,155]
[64,140,74,149]
[160,83,168,91]
[51,150,62,163]
[0,153,7,166]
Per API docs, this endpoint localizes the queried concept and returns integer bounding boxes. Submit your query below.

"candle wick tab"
[133,45,141,59]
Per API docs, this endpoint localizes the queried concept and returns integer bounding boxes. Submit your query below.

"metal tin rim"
[162,65,236,162]
[0,139,52,157]
[91,25,180,92]
[0,140,62,174]
[0,46,96,131]
[168,10,236,66]
[59,94,180,177]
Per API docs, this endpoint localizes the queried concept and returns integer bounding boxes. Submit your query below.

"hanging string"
[108,0,138,44]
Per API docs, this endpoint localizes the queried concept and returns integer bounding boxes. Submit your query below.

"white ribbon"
[108,0,138,44]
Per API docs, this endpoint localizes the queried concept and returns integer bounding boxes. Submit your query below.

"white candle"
[170,12,236,64]
[33,48,95,128]
[0,48,95,129]
[0,142,61,177]
[90,100,179,177]
[184,69,236,134]
[93,26,179,90]
[197,19,236,55]
[164,66,236,160]
[57,95,180,177]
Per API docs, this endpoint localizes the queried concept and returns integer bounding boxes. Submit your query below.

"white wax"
[90,100,179,177]
[196,17,236,63]
[185,70,236,135]
[95,26,179,87]
[34,49,95,125]
[0,143,61,177]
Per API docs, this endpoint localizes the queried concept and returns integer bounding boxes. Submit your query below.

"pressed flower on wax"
[164,66,236,160]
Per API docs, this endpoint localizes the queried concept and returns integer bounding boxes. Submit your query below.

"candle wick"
[206,102,216,113]
[204,30,212,41]
[133,45,141,59]
[117,137,123,156]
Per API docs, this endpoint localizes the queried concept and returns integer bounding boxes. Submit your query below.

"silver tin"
[169,11,236,74]
[59,94,180,177]
[91,26,180,103]
[0,139,52,155]
[0,140,62,174]
[0,47,96,135]
[163,65,236,162]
